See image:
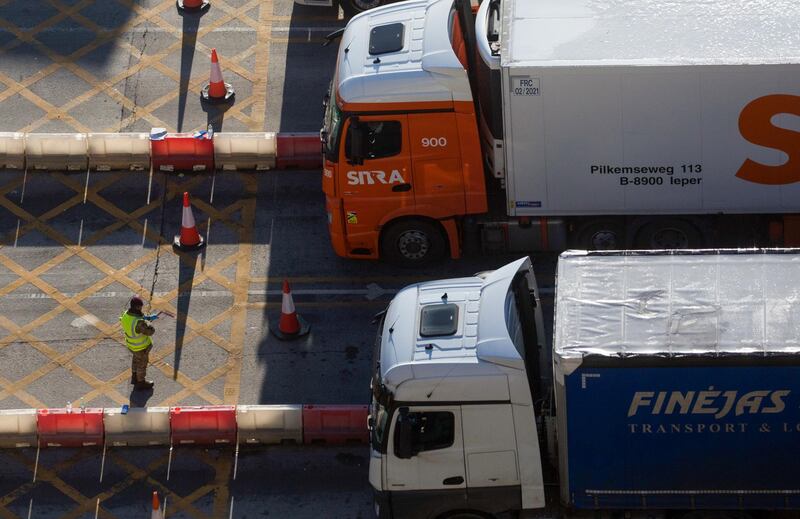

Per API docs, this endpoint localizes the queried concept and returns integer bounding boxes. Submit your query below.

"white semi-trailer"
[369,250,800,518]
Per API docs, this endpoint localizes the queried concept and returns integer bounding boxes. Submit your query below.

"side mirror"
[394,407,415,459]
[348,118,365,165]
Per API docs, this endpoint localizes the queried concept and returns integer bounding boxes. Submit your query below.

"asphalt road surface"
[0,0,558,516]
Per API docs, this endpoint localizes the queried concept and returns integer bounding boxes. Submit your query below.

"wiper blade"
[371,309,387,325]
[322,28,345,47]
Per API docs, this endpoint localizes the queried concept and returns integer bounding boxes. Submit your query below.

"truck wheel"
[634,219,704,249]
[381,220,447,267]
[573,220,624,250]
[341,0,389,16]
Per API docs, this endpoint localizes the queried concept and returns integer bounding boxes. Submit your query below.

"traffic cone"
[173,192,205,252]
[151,491,163,519]
[270,280,310,340]
[201,49,234,104]
[177,0,209,12]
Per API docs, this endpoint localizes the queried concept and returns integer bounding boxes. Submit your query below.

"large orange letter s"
[737,94,800,185]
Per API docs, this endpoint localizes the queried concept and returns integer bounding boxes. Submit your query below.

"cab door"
[386,406,466,514]
[338,115,412,252]
[408,113,465,217]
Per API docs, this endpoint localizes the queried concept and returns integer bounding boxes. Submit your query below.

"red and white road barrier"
[302,404,369,445]
[0,404,369,450]
[170,405,237,445]
[0,131,321,172]
[37,407,105,448]
[276,132,322,170]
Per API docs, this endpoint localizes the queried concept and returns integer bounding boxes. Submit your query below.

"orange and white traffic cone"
[201,49,234,104]
[173,192,205,252]
[151,491,163,519]
[177,0,209,12]
[270,280,310,340]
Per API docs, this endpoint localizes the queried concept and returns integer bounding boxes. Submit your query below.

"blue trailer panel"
[563,363,800,509]
[554,250,800,510]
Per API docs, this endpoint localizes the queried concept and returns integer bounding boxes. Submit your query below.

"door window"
[346,121,403,160]
[394,411,455,454]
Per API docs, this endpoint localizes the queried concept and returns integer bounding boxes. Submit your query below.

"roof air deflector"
[369,23,404,56]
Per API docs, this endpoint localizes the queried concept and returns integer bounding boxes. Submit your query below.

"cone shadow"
[174,252,200,379]
[176,11,202,132]
[202,102,230,133]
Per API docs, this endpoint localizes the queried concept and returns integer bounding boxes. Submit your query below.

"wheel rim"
[350,0,383,10]
[397,230,429,260]
[590,229,619,250]
[650,227,689,249]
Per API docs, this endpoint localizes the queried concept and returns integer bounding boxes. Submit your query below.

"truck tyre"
[634,219,704,249]
[341,0,389,16]
[381,219,447,267]
[573,220,624,250]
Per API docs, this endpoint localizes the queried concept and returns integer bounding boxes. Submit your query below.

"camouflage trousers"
[130,345,152,382]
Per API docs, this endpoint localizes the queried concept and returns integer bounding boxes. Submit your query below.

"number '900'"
[421,137,447,148]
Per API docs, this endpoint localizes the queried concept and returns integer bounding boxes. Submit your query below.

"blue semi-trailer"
[553,249,800,515]
[369,249,800,518]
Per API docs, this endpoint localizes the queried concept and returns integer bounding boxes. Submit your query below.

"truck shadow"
[273,2,342,133]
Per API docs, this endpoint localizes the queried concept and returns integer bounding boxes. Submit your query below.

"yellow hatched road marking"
[0,170,253,408]
[0,0,335,133]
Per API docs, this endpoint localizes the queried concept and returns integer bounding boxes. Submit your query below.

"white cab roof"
[379,258,531,401]
[502,0,800,67]
[337,0,472,105]
[555,250,800,368]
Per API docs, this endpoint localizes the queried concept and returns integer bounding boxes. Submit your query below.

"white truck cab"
[369,257,547,518]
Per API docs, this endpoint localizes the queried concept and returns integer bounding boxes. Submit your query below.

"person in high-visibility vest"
[120,295,156,390]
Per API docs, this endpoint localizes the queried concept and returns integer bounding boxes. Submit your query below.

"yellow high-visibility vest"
[119,311,152,352]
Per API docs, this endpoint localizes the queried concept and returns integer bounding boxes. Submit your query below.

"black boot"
[134,379,154,390]
[130,374,136,384]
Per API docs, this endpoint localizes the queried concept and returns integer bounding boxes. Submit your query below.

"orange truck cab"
[323,0,800,266]
[321,0,486,265]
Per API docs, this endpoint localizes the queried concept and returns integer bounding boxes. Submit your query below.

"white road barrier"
[236,404,303,444]
[88,133,150,171]
[26,133,89,171]
[214,132,277,171]
[103,407,171,447]
[0,409,38,448]
[0,132,25,169]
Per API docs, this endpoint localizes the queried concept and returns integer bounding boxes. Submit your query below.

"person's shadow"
[129,386,154,407]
